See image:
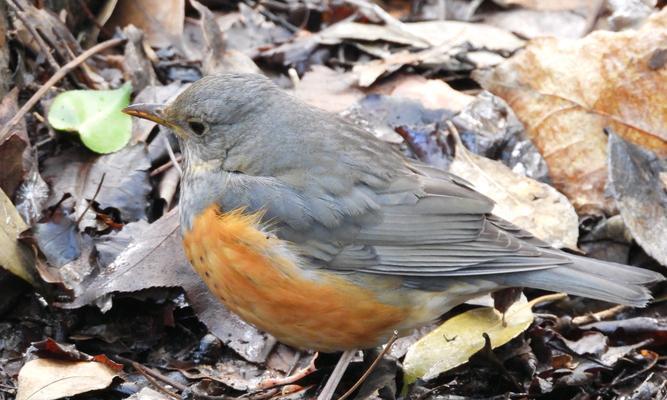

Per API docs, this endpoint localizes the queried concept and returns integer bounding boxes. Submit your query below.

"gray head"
[123,73,286,163]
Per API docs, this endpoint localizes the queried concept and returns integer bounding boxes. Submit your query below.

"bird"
[123,73,663,353]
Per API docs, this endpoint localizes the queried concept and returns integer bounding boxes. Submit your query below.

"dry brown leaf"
[292,66,364,113]
[475,9,667,214]
[608,133,667,267]
[372,75,475,113]
[481,8,591,39]
[16,358,118,400]
[322,20,523,86]
[321,20,524,50]
[63,209,275,363]
[191,0,261,75]
[449,135,579,249]
[106,0,185,48]
[0,88,29,197]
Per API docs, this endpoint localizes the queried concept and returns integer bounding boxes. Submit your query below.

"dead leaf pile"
[0,0,664,399]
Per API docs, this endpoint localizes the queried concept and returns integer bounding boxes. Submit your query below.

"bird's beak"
[122,103,171,127]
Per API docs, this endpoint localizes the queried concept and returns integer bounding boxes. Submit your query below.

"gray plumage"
[163,73,663,307]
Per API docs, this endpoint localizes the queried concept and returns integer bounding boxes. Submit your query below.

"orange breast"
[182,205,410,352]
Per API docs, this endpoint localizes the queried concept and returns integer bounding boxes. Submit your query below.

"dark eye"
[188,120,207,136]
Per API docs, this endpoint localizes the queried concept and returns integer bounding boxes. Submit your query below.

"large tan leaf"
[475,9,667,215]
[17,359,118,400]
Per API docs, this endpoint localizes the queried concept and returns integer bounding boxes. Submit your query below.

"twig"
[317,350,356,400]
[342,0,429,47]
[163,135,183,176]
[114,355,188,392]
[131,361,181,400]
[75,172,105,226]
[611,348,658,386]
[150,155,183,177]
[572,304,629,326]
[337,331,399,400]
[0,37,126,139]
[244,0,299,33]
[7,0,61,70]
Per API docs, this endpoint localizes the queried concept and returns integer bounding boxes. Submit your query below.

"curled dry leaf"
[449,133,579,249]
[608,133,667,267]
[475,9,667,215]
[320,20,524,50]
[191,0,261,76]
[296,19,524,86]
[122,25,157,92]
[63,209,275,363]
[106,0,185,48]
[0,88,30,197]
[42,145,151,223]
[16,358,118,400]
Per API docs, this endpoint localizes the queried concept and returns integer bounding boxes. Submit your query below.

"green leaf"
[48,83,133,153]
[403,293,565,385]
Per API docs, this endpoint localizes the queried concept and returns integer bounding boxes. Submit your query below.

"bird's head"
[123,73,281,164]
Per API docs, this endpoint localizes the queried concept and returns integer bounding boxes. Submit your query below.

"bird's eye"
[188,120,207,136]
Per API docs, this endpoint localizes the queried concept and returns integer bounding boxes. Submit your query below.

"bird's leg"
[316,349,357,400]
[258,352,318,389]
[318,331,399,400]
[336,331,399,400]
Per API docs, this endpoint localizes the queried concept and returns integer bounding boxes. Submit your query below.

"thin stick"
[75,172,106,226]
[317,350,356,400]
[131,361,181,400]
[611,347,657,386]
[572,304,629,326]
[114,355,188,393]
[7,0,61,70]
[163,135,183,176]
[342,0,429,46]
[0,37,126,139]
[337,331,399,400]
[150,155,183,177]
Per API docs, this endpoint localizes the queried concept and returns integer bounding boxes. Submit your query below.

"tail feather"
[496,253,664,307]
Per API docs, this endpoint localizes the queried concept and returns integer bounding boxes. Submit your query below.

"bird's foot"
[258,352,318,389]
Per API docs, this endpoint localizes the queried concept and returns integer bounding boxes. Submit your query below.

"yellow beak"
[122,103,171,127]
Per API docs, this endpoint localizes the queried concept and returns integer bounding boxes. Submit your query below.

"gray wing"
[309,161,572,279]
[214,155,571,288]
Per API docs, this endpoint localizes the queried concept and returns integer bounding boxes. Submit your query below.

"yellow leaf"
[0,188,35,284]
[403,293,565,384]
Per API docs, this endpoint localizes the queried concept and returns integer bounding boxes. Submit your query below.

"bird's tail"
[496,251,664,307]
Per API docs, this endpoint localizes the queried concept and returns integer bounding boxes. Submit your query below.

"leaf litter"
[0,0,665,399]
